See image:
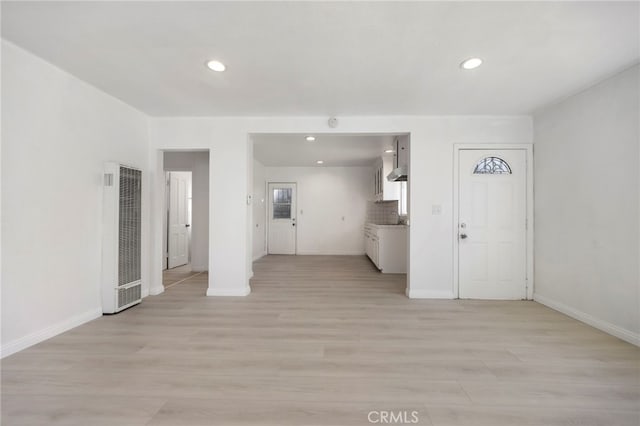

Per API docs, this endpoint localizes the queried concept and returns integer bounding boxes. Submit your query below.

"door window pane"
[473,157,512,174]
[272,188,292,219]
[273,204,291,219]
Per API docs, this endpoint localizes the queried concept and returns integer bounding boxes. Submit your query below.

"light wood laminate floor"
[163,264,201,288]
[2,255,639,425]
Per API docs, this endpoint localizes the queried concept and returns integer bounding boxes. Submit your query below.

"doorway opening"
[251,133,410,296]
[162,150,210,289]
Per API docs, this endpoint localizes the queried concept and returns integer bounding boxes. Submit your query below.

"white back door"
[168,171,191,268]
[268,183,297,255]
[458,149,527,299]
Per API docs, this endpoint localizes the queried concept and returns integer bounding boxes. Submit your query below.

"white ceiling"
[2,1,638,117]
[253,134,398,167]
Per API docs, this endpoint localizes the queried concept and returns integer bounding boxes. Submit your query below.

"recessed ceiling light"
[206,60,226,72]
[306,136,316,142]
[460,57,483,70]
[384,149,395,153]
[316,160,324,165]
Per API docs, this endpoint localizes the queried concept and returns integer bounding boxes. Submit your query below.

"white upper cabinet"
[396,135,409,169]
[373,154,400,201]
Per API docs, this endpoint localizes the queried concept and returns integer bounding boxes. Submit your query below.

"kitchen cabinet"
[372,156,400,201]
[364,223,407,273]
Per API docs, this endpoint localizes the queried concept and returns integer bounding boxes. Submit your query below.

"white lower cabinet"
[364,223,407,273]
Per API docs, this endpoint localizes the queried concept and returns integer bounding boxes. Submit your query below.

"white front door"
[458,149,527,299]
[168,171,191,268]
[268,183,296,255]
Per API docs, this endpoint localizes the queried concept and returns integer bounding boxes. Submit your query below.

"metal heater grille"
[118,166,142,287]
[118,284,142,308]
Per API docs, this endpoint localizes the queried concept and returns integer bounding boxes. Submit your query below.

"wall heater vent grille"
[102,163,143,314]
[118,284,142,308]
[118,166,142,287]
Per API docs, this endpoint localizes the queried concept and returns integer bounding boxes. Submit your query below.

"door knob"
[459,222,467,239]
[185,224,191,228]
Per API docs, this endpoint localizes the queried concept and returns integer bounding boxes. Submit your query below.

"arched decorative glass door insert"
[473,156,512,174]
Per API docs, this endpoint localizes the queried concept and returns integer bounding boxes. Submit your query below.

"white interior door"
[268,183,296,255]
[458,149,527,299]
[168,171,191,268]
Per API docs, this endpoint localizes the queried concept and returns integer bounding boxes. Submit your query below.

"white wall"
[253,160,267,260]
[163,151,210,271]
[533,64,640,345]
[1,41,150,356]
[148,121,251,297]
[264,166,371,255]
[148,116,531,298]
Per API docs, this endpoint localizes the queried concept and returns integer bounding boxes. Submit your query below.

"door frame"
[266,181,298,255]
[452,144,534,300]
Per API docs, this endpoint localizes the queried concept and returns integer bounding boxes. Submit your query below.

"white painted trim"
[1,308,102,358]
[534,294,640,347]
[207,285,251,297]
[253,252,267,262]
[452,144,534,300]
[295,250,366,256]
[142,287,150,298]
[191,264,208,272]
[149,285,164,296]
[406,288,454,299]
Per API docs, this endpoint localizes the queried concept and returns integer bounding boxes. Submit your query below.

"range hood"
[387,165,407,182]
[387,138,408,182]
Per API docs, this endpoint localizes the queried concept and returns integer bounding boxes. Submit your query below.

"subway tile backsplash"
[366,200,399,225]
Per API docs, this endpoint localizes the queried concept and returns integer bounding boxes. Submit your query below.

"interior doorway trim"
[150,148,211,297]
[452,143,534,300]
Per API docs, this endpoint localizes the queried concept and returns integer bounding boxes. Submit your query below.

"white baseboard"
[149,285,164,296]
[295,250,366,256]
[253,252,266,262]
[406,288,454,299]
[534,293,640,347]
[1,308,103,359]
[142,287,150,298]
[207,285,251,297]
